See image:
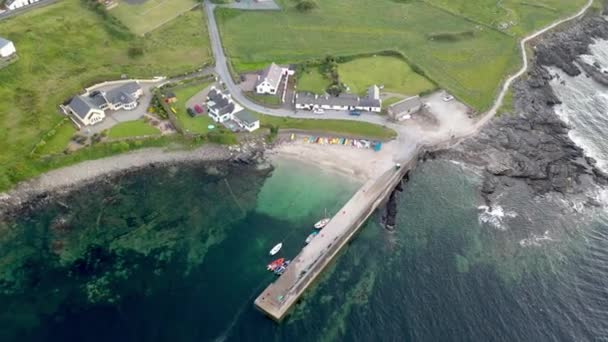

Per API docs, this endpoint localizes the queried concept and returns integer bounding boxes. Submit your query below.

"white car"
[442,95,455,102]
[313,108,325,114]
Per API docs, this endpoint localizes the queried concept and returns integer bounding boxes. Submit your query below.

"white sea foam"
[477,205,517,230]
[519,230,555,247]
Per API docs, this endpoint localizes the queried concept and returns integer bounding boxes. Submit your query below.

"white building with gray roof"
[0,37,16,58]
[295,85,382,113]
[387,95,422,121]
[256,63,293,95]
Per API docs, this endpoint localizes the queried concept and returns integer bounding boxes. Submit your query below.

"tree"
[296,0,317,12]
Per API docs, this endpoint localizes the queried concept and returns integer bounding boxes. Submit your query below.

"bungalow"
[207,87,242,123]
[66,94,106,126]
[255,63,293,95]
[295,85,382,113]
[387,95,422,121]
[5,0,39,10]
[233,110,260,132]
[0,37,16,58]
[65,81,143,126]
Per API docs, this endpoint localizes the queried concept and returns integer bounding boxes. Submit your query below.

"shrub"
[296,0,317,12]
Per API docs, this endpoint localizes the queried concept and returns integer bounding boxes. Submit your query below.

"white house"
[255,63,293,95]
[295,85,382,113]
[66,95,106,126]
[0,37,16,58]
[207,87,242,123]
[233,110,260,132]
[5,0,39,10]
[65,81,143,126]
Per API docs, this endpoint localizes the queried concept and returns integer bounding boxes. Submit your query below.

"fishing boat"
[267,258,285,271]
[269,242,283,256]
[305,231,319,244]
[314,218,330,229]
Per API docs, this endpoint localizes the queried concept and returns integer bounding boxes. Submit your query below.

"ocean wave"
[519,230,555,247]
[477,205,517,230]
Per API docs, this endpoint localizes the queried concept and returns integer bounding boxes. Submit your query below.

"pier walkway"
[254,157,416,321]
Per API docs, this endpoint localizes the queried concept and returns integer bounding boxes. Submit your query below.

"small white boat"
[269,242,282,256]
[314,218,330,229]
[305,231,319,244]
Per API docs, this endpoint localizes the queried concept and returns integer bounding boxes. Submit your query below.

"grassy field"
[339,56,436,95]
[247,93,281,106]
[36,122,77,155]
[216,0,586,110]
[298,68,331,94]
[108,120,161,139]
[110,0,199,35]
[172,82,216,134]
[0,0,211,191]
[256,114,397,139]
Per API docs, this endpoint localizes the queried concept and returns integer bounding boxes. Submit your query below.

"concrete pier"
[254,158,416,321]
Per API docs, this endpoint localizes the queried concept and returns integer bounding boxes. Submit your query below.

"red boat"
[267,258,285,271]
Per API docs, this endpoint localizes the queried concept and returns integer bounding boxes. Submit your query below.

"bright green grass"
[298,68,331,94]
[110,0,199,35]
[424,0,587,36]
[37,122,77,155]
[173,82,215,134]
[108,120,161,139]
[255,114,397,139]
[0,0,211,191]
[216,0,585,110]
[339,56,436,96]
[247,93,281,106]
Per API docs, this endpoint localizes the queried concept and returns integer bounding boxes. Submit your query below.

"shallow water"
[1,156,607,341]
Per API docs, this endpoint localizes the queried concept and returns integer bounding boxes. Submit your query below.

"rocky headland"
[427,9,608,205]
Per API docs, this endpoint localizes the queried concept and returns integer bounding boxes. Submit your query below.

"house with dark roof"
[233,110,260,132]
[255,63,293,95]
[295,85,382,113]
[0,37,16,58]
[387,95,422,121]
[206,86,243,123]
[66,95,106,126]
[65,81,143,126]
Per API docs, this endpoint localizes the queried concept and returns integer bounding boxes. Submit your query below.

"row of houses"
[207,87,260,132]
[4,0,40,10]
[295,85,383,113]
[65,82,143,126]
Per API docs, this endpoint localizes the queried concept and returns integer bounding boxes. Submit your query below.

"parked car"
[194,104,204,114]
[313,108,325,114]
[349,110,361,116]
[187,107,196,117]
[442,95,454,102]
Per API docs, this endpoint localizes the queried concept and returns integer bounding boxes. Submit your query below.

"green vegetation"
[382,97,403,109]
[298,68,331,94]
[108,120,161,139]
[36,121,77,155]
[109,0,200,35]
[339,56,436,95]
[216,0,586,110]
[247,93,282,106]
[172,82,216,134]
[0,0,211,191]
[255,114,397,139]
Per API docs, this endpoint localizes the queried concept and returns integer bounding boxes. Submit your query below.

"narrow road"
[204,0,594,147]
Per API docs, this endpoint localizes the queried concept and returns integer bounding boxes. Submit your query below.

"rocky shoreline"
[427,9,608,206]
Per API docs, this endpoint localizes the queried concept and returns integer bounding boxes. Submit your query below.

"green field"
[110,0,199,35]
[256,114,397,139]
[216,0,586,110]
[172,82,216,134]
[108,120,161,139]
[0,0,211,191]
[298,68,331,94]
[339,56,436,95]
[36,121,77,155]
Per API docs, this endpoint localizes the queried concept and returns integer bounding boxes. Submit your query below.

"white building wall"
[0,41,16,58]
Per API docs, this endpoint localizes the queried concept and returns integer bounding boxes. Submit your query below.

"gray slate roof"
[234,110,258,125]
[114,81,141,96]
[258,63,284,88]
[207,88,235,115]
[105,89,135,106]
[68,96,98,119]
[0,37,12,49]
[388,96,422,115]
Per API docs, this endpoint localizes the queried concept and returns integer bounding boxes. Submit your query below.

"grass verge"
[108,120,161,139]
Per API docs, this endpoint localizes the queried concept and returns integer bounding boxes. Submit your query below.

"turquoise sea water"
[0,158,607,341]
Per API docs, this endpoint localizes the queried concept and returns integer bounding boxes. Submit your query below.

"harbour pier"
[254,157,416,321]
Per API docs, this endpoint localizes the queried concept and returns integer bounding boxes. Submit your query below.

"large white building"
[0,37,16,58]
[255,63,293,95]
[66,81,143,126]
[5,0,39,10]
[295,85,382,113]
[206,87,260,132]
